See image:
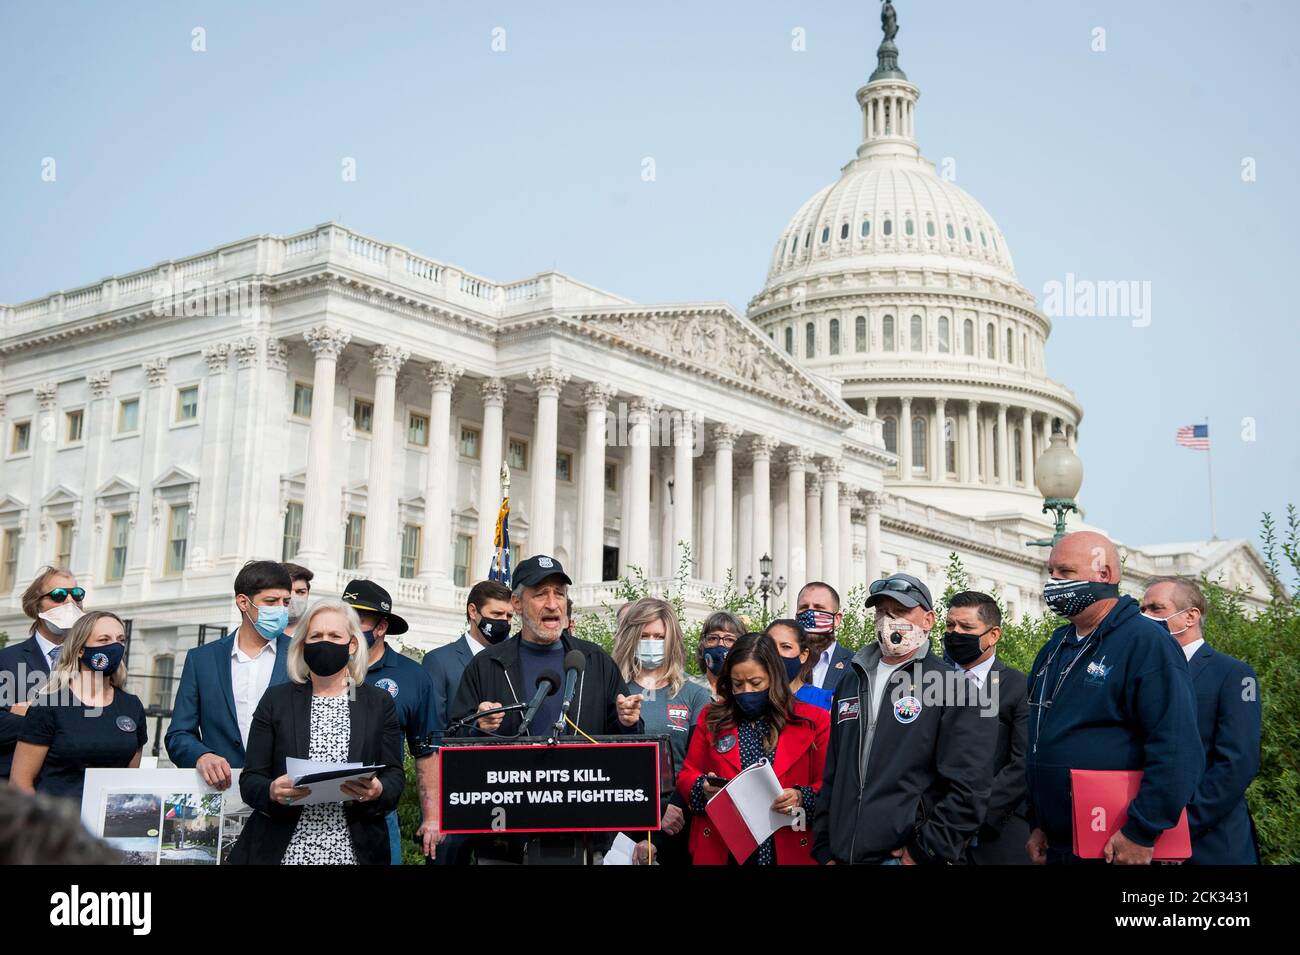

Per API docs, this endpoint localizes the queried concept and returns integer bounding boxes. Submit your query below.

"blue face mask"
[247,604,288,640]
[362,628,378,648]
[637,638,666,669]
[81,642,126,674]
[782,654,803,682]
[734,689,770,720]
[701,645,729,675]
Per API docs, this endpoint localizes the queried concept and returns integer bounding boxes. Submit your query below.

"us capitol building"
[0,19,1272,710]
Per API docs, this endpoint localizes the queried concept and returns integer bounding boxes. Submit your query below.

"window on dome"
[938,317,950,353]
[992,234,999,251]
[945,418,957,474]
[883,416,898,455]
[821,226,830,244]
[1014,428,1024,483]
[986,323,996,359]
[905,219,914,236]
[946,222,955,240]
[963,319,974,356]
[784,326,794,355]
[806,322,816,358]
[883,219,893,236]
[862,219,871,237]
[1022,332,1029,367]
[912,416,928,470]
[855,315,867,352]
[789,235,798,255]
[804,231,811,250]
[909,315,923,352]
[964,226,973,243]
[926,220,935,237]
[840,223,849,240]
[1006,328,1015,363]
[980,231,987,247]
[882,315,895,351]
[829,319,841,355]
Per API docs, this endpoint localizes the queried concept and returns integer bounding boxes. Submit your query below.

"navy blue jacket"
[1025,596,1201,849]
[164,632,291,768]
[817,641,856,694]
[364,644,439,760]
[0,634,52,778]
[1186,642,1260,864]
[421,632,476,739]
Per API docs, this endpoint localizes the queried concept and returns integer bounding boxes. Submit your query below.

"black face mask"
[303,640,351,677]
[944,627,992,666]
[476,617,512,645]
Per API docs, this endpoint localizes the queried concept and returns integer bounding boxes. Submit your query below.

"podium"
[438,735,670,836]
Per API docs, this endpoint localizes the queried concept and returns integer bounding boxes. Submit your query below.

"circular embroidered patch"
[893,696,922,724]
[375,678,399,698]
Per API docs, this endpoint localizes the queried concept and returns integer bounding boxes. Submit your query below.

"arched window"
[980,231,987,247]
[992,423,1001,479]
[1022,332,1029,367]
[883,218,893,236]
[1006,328,1015,364]
[861,219,871,237]
[912,416,928,470]
[784,326,793,354]
[806,322,816,358]
[964,226,973,243]
[1014,427,1024,483]
[882,315,895,351]
[905,218,915,236]
[937,317,950,353]
[803,231,811,250]
[839,222,849,240]
[855,315,867,352]
[944,417,957,474]
[829,318,841,355]
[909,315,923,352]
[789,235,798,255]
[926,220,936,237]
[963,319,974,355]
[986,323,996,359]
[883,416,898,454]
[946,222,955,240]
[821,226,830,244]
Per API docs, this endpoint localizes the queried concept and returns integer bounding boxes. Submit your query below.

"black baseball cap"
[341,579,409,635]
[512,555,572,590]
[864,573,934,612]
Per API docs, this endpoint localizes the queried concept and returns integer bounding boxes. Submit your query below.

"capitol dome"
[747,14,1083,521]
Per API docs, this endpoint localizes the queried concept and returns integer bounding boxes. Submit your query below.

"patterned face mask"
[876,614,927,658]
[796,609,836,635]
[1043,578,1119,618]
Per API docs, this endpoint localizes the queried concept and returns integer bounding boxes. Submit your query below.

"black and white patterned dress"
[282,694,357,865]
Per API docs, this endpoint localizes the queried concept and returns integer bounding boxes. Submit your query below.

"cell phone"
[703,774,730,788]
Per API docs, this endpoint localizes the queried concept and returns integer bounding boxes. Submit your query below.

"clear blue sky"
[2,0,1296,553]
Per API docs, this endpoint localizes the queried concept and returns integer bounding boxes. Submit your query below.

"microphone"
[554,650,586,734]
[518,669,562,736]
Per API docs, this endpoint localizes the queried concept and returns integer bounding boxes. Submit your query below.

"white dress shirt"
[462,629,485,656]
[33,630,61,667]
[1181,638,1205,662]
[812,639,840,688]
[960,653,998,689]
[231,635,277,749]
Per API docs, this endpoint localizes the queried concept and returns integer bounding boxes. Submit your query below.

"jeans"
[385,810,401,865]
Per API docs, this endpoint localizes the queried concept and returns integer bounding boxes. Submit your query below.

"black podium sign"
[439,740,661,834]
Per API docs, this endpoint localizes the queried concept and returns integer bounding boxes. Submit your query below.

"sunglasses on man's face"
[44,588,86,603]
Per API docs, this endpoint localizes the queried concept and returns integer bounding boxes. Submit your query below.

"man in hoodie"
[812,572,997,865]
[1025,531,1201,864]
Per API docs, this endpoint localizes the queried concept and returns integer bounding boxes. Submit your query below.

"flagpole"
[1205,415,1217,540]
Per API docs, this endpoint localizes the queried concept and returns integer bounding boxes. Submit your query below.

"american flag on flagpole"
[1175,424,1210,450]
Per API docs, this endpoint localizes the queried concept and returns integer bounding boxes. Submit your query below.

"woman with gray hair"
[228,598,405,865]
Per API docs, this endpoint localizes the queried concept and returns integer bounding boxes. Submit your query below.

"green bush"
[397,511,1300,864]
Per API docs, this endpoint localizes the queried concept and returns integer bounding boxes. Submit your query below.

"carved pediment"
[41,484,81,507]
[96,475,139,499]
[153,465,199,489]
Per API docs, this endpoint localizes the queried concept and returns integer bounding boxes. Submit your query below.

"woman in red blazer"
[676,632,830,865]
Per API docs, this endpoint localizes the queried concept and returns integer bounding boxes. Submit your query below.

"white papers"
[285,758,383,806]
[710,758,791,844]
[602,832,640,865]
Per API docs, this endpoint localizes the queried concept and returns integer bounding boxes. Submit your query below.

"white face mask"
[39,602,85,637]
[287,595,309,623]
[1142,609,1190,637]
[876,613,928,658]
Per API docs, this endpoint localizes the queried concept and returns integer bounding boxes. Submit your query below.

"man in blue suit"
[796,581,854,695]
[1142,577,1261,864]
[419,579,513,864]
[165,561,293,788]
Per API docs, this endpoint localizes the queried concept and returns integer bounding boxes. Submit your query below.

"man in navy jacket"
[1025,531,1201,864]
[165,561,292,786]
[1141,577,1260,864]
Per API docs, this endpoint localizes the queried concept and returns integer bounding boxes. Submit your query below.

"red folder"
[1070,769,1191,861]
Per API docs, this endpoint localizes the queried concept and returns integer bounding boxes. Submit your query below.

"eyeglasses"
[868,577,931,611]
[701,632,738,648]
[43,588,86,603]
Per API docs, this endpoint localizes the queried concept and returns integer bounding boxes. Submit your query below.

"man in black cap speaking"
[813,572,997,865]
[341,578,440,864]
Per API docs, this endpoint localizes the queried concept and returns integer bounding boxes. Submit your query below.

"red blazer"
[676,700,830,865]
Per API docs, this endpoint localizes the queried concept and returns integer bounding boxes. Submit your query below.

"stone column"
[420,362,462,600]
[750,435,779,583]
[966,399,979,484]
[838,485,854,591]
[671,410,697,577]
[476,378,508,570]
[26,383,59,579]
[700,461,715,584]
[820,459,841,587]
[805,471,823,582]
[190,345,230,571]
[863,490,884,585]
[710,424,742,583]
[579,382,615,584]
[127,358,169,591]
[899,396,913,477]
[737,471,753,585]
[784,449,812,604]
[865,396,880,445]
[360,345,408,578]
[772,479,789,587]
[298,327,350,570]
[1021,407,1035,488]
[625,397,659,574]
[933,398,947,481]
[527,366,570,556]
[996,402,1011,487]
[79,372,114,583]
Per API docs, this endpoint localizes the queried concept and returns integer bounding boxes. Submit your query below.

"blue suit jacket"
[164,631,291,768]
[0,635,53,778]
[818,641,856,694]
[421,633,475,739]
[1186,642,1260,864]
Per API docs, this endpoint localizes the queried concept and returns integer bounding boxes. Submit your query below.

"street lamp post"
[744,553,786,616]
[1026,422,1084,549]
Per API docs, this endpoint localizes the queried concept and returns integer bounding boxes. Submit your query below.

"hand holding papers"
[704,759,792,863]
[285,758,385,806]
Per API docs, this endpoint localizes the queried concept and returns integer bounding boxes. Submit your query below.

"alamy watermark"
[1041,273,1152,328]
